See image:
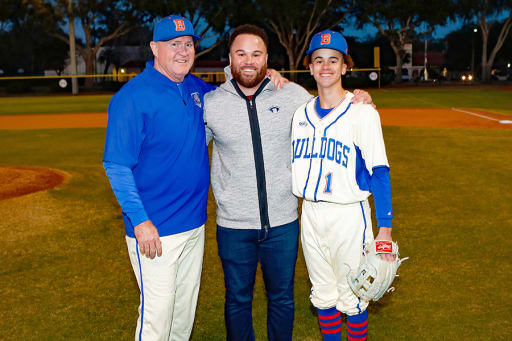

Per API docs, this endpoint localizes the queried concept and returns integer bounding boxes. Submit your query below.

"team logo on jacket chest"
[191,92,201,108]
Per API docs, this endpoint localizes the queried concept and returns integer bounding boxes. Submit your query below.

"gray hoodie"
[204,76,313,230]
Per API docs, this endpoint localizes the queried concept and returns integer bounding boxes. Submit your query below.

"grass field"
[0,94,112,115]
[1,87,511,116]
[0,87,511,340]
[370,87,512,115]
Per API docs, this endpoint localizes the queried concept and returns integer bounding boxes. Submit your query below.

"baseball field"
[0,86,511,340]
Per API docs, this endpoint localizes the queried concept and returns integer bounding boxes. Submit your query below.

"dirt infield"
[0,108,511,130]
[0,113,107,129]
[0,166,68,200]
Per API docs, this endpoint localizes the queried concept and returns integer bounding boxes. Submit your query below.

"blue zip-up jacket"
[103,61,215,237]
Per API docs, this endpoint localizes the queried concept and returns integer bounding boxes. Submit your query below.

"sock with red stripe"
[317,307,342,340]
[346,310,368,340]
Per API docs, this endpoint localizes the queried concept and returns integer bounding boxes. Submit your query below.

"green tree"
[0,0,67,75]
[26,0,148,87]
[143,0,228,59]
[457,0,512,82]
[445,24,482,72]
[0,0,24,31]
[227,0,355,80]
[357,0,453,82]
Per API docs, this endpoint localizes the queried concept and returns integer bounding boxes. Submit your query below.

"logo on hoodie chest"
[268,105,280,113]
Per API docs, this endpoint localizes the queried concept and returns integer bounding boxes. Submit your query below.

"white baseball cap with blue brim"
[306,30,348,56]
[153,14,201,42]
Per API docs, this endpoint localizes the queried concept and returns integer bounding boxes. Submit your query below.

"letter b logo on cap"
[321,34,331,45]
[174,19,185,31]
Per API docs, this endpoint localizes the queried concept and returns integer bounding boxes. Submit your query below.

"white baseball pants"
[126,225,205,341]
[301,200,374,315]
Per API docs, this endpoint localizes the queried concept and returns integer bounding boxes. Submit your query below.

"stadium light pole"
[471,27,477,77]
[68,0,78,95]
[424,39,428,81]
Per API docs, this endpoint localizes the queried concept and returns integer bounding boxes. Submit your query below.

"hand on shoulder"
[351,89,375,109]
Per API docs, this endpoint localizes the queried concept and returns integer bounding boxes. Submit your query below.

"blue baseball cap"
[153,15,201,42]
[306,30,348,56]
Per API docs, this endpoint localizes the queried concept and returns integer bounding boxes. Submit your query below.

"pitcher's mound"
[0,166,68,200]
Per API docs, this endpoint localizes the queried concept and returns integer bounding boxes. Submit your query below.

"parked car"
[461,73,474,82]
[401,68,409,81]
[491,69,509,81]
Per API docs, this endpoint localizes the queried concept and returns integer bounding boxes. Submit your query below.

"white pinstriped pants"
[301,200,374,315]
[126,225,205,341]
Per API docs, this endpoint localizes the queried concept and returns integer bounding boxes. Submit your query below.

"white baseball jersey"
[291,93,389,204]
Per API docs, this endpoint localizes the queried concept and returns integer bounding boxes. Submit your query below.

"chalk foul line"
[451,107,512,124]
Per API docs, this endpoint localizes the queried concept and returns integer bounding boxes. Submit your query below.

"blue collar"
[315,97,334,119]
[144,60,188,88]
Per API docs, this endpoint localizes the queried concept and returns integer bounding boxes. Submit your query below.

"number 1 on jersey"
[324,172,333,194]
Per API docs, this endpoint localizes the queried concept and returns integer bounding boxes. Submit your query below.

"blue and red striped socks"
[347,310,368,340]
[317,307,342,340]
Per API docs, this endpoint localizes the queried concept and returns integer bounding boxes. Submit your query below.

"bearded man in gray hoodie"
[203,24,372,341]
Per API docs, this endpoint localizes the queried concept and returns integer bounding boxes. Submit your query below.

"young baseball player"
[291,30,394,341]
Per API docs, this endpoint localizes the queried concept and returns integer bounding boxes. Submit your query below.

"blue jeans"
[217,220,299,341]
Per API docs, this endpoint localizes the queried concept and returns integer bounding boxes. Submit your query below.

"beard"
[232,64,267,89]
